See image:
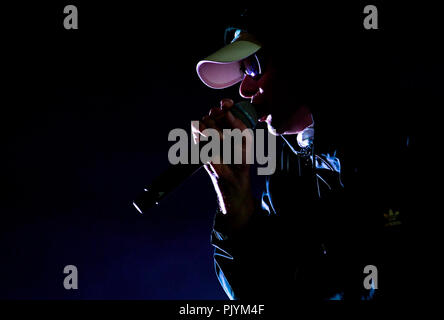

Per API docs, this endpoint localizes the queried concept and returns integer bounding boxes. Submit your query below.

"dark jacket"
[210,111,416,301]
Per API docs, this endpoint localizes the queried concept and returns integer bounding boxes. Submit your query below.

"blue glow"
[261,192,271,213]
[214,259,236,300]
[231,29,242,43]
[361,279,376,300]
[329,292,344,300]
[314,153,341,173]
[262,179,277,215]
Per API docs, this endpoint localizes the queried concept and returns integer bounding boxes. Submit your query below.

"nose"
[239,74,259,98]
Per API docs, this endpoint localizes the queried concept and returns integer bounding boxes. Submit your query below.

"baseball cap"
[196,30,262,89]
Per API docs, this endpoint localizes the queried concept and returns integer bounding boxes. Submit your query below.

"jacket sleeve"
[210,193,280,300]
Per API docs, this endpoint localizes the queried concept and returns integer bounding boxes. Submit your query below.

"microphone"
[133,101,258,214]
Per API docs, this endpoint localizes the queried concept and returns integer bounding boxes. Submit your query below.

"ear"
[239,75,258,98]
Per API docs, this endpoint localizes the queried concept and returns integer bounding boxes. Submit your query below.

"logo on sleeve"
[384,209,401,227]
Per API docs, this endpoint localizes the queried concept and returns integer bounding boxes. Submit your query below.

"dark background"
[1,2,441,299]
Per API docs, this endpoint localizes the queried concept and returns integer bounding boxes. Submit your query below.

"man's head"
[196,4,357,135]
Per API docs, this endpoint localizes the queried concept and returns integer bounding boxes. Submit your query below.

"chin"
[281,128,304,135]
[263,114,280,136]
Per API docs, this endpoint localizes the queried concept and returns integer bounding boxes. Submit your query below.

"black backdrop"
[1,2,441,299]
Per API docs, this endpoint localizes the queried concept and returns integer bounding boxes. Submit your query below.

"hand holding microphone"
[133,99,258,219]
[198,98,258,234]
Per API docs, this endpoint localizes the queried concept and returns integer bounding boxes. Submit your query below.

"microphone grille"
[231,101,258,129]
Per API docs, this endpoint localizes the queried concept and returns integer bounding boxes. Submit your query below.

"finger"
[220,98,234,112]
[225,110,248,131]
[199,120,206,134]
[191,120,207,143]
[202,115,223,138]
[209,106,223,118]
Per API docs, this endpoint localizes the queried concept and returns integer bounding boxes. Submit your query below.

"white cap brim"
[196,36,261,89]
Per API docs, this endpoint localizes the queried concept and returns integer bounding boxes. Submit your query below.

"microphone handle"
[133,163,202,214]
[133,101,257,214]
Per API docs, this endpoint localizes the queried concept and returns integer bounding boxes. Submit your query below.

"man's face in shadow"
[238,49,314,135]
